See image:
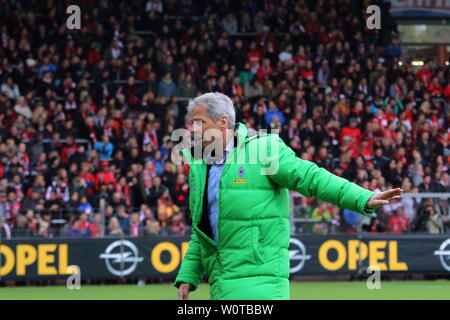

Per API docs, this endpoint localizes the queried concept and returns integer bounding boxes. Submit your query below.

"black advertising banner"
[0,236,189,281]
[0,235,449,281]
[288,234,450,275]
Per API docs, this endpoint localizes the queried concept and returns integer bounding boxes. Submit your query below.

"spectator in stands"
[1,77,20,100]
[384,37,402,63]
[90,213,102,237]
[69,212,95,237]
[310,202,333,234]
[104,216,120,237]
[417,59,433,87]
[116,205,130,229]
[157,191,180,221]
[419,175,444,193]
[425,205,444,234]
[388,207,410,234]
[77,195,93,215]
[175,74,198,98]
[95,162,117,190]
[14,96,32,119]
[400,177,417,221]
[158,72,176,98]
[145,219,162,236]
[244,79,263,100]
[0,0,448,238]
[94,136,114,161]
[24,209,39,234]
[146,176,168,208]
[222,13,238,34]
[38,211,52,238]
[138,205,153,224]
[172,173,189,207]
[342,208,361,233]
[170,212,188,236]
[265,100,285,127]
[0,216,11,239]
[340,117,362,147]
[362,216,388,233]
[123,212,145,237]
[12,214,34,238]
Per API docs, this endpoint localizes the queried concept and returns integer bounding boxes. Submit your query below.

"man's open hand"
[178,283,190,300]
[367,188,403,209]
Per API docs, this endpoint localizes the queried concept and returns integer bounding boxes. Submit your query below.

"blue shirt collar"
[209,135,234,165]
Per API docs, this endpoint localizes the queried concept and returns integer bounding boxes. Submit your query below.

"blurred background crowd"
[0,0,449,239]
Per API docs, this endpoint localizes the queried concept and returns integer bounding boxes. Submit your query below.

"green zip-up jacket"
[174,122,376,299]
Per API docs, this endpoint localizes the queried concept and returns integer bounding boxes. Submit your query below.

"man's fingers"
[179,284,190,300]
[386,187,402,193]
[383,188,402,197]
[376,188,403,200]
[371,199,389,208]
[378,200,390,206]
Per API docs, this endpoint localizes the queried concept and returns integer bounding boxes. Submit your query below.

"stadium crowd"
[0,0,449,239]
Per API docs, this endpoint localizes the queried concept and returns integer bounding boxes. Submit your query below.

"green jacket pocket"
[251,225,264,265]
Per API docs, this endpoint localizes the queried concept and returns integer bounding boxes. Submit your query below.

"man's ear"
[219,115,229,130]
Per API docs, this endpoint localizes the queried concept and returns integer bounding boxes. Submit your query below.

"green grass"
[0,281,449,300]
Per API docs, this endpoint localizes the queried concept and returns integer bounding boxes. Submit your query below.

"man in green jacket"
[173,92,402,300]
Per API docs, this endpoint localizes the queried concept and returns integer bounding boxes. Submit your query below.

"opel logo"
[289,238,311,273]
[99,240,144,276]
[434,238,450,272]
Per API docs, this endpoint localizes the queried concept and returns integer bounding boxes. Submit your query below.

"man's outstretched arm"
[264,136,402,215]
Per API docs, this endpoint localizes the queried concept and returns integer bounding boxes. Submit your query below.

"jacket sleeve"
[173,227,204,292]
[263,135,377,216]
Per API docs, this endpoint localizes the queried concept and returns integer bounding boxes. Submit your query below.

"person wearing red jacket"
[72,212,100,237]
[416,60,433,87]
[388,207,410,234]
[256,58,273,83]
[299,60,314,81]
[340,117,362,146]
[95,161,117,190]
[443,83,450,102]
[427,77,443,96]
[247,41,262,69]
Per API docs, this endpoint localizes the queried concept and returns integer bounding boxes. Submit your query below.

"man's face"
[17,216,26,227]
[190,105,225,150]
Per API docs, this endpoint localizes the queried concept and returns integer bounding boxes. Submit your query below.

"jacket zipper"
[191,164,218,248]
[187,146,229,297]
